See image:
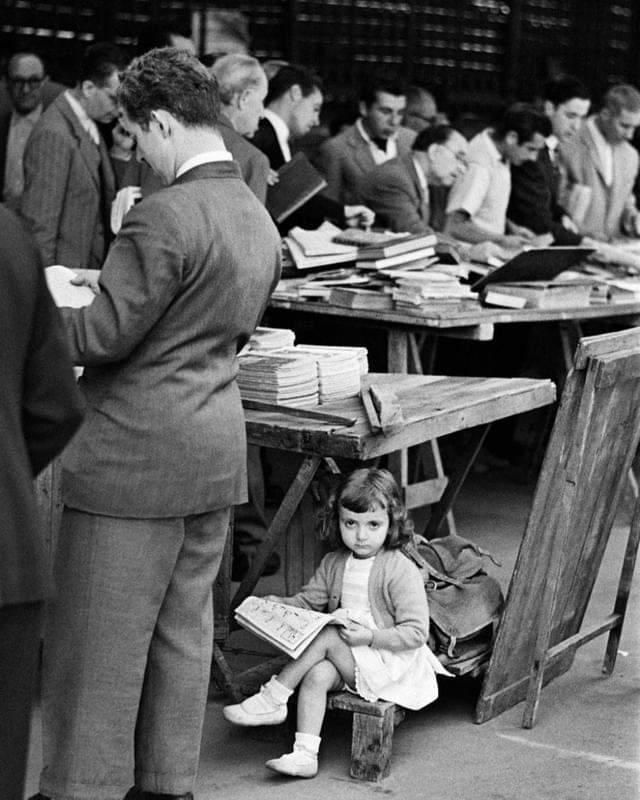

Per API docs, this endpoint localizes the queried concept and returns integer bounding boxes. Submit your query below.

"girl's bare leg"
[277,626,356,691]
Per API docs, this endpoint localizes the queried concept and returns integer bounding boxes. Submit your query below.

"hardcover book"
[266,152,328,223]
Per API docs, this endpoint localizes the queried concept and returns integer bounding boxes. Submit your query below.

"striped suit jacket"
[20,92,116,269]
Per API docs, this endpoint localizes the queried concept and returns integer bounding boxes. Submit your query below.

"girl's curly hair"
[317,467,413,550]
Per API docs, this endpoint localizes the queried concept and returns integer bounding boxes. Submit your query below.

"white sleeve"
[446,163,491,218]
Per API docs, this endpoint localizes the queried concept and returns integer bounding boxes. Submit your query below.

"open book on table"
[234,596,347,659]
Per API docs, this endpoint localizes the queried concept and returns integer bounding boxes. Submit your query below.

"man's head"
[265,64,323,139]
[412,125,468,186]
[211,54,267,136]
[403,85,438,133]
[78,43,127,124]
[495,103,551,165]
[118,47,220,184]
[359,73,406,140]
[6,52,47,115]
[542,76,590,143]
[597,84,640,144]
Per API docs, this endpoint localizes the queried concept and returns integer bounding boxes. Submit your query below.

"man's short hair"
[211,54,264,105]
[543,75,590,106]
[265,64,322,106]
[603,84,640,116]
[79,42,127,86]
[359,72,405,108]
[406,84,436,109]
[118,47,219,129]
[495,102,551,142]
[413,124,454,152]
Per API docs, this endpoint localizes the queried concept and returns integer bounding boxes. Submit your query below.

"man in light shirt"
[508,76,590,245]
[20,43,126,269]
[445,102,551,248]
[316,72,414,205]
[0,52,60,210]
[560,83,640,241]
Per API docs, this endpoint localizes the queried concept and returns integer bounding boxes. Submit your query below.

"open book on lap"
[234,596,347,659]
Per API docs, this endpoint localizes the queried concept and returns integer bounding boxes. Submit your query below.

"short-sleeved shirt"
[446,129,510,237]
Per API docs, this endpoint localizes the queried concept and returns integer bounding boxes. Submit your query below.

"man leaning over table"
[30,47,280,800]
[445,102,552,250]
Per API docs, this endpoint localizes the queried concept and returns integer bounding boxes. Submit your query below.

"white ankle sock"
[266,675,293,705]
[294,731,321,755]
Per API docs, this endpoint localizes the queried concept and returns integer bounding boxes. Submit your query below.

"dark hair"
[118,47,219,129]
[318,468,414,551]
[265,63,322,106]
[360,71,406,108]
[79,42,127,86]
[542,75,590,107]
[495,102,551,142]
[413,124,455,152]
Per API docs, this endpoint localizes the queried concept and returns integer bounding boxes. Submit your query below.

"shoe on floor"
[265,749,318,778]
[123,791,193,799]
[223,682,287,726]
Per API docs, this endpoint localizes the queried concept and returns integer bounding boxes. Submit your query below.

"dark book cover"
[266,152,328,223]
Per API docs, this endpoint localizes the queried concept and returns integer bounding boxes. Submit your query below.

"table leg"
[231,454,323,614]
[423,423,490,539]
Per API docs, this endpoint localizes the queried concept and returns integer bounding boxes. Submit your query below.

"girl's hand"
[262,594,283,603]
[338,622,374,647]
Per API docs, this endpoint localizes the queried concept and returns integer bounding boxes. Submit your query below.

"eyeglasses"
[406,111,439,125]
[8,76,45,89]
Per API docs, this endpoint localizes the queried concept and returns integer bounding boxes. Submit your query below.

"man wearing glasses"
[20,43,126,270]
[0,52,61,210]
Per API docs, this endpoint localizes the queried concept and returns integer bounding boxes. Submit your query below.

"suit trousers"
[39,506,231,800]
[0,601,44,800]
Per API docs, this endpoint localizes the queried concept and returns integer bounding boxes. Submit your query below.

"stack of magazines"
[391,268,477,312]
[248,326,296,350]
[286,345,367,403]
[237,351,319,407]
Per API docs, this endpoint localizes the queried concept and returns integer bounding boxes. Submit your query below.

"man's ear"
[543,100,555,118]
[237,89,250,110]
[504,130,519,147]
[289,84,302,103]
[80,79,96,98]
[358,100,368,119]
[150,109,172,137]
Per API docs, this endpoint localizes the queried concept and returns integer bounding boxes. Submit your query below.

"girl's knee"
[301,660,339,692]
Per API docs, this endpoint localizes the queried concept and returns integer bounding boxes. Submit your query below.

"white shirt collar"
[546,134,559,151]
[263,108,291,162]
[176,149,232,179]
[64,89,100,146]
[412,156,428,191]
[483,129,504,163]
[356,118,397,164]
[587,116,613,186]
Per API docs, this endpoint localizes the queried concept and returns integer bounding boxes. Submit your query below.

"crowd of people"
[3,18,640,800]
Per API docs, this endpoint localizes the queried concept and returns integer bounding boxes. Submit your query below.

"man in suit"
[20,43,126,270]
[560,83,640,241]
[210,53,270,203]
[252,64,373,231]
[0,205,84,800]
[31,48,280,800]
[359,124,467,234]
[316,72,414,205]
[0,51,63,210]
[508,76,590,246]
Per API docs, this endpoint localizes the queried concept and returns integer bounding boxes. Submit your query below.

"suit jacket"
[61,161,281,518]
[0,80,65,203]
[0,205,84,607]
[358,153,432,234]
[508,146,582,246]
[115,114,270,205]
[20,93,116,269]
[251,115,345,231]
[316,122,415,205]
[560,119,639,241]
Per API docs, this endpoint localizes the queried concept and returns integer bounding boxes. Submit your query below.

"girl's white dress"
[339,553,450,710]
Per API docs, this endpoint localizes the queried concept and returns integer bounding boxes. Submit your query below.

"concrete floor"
[24,467,640,800]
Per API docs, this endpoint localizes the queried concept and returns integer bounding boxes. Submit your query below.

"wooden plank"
[403,476,448,509]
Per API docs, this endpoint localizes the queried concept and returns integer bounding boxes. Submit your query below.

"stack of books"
[333,230,438,271]
[277,345,368,403]
[237,352,319,407]
[391,269,477,312]
[248,326,296,350]
[285,222,357,271]
[482,280,595,310]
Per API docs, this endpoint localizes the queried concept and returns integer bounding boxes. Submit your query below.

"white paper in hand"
[45,265,95,308]
[111,185,142,234]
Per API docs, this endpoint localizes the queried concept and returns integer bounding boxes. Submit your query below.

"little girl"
[223,467,449,778]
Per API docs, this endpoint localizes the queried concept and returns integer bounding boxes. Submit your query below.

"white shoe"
[223,683,287,726]
[265,749,318,778]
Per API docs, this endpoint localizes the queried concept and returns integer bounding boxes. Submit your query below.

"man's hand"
[466,241,511,264]
[267,168,279,186]
[497,234,530,249]
[506,219,535,240]
[344,204,375,230]
[561,214,579,233]
[70,269,101,295]
[530,233,554,248]
[338,622,374,647]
